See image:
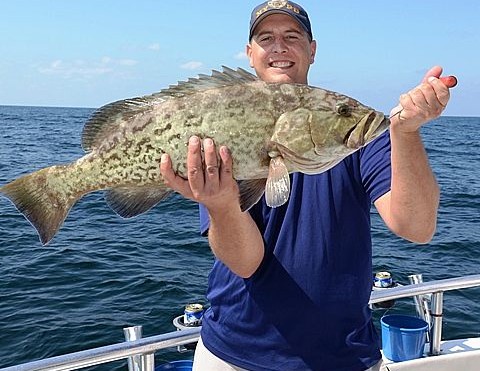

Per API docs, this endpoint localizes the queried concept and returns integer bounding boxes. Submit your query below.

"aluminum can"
[374,271,393,288]
[184,303,204,326]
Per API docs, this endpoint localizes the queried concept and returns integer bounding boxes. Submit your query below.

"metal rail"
[370,274,480,356]
[369,274,480,303]
[2,274,480,371]
[0,328,201,371]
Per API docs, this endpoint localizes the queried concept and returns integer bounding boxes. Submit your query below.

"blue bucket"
[155,360,193,371]
[381,314,429,362]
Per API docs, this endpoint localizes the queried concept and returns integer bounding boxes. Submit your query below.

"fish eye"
[336,103,352,117]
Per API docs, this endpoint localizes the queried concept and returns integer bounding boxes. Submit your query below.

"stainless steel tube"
[408,274,432,324]
[370,274,480,304]
[408,274,432,342]
[0,328,200,371]
[429,292,444,356]
[124,326,155,371]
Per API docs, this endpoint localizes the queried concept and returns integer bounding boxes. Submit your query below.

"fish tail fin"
[0,166,80,245]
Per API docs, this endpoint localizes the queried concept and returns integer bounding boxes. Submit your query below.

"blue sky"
[1,1,478,116]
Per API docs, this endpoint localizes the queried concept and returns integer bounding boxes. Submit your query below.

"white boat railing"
[2,274,480,371]
[0,327,201,371]
[370,274,480,356]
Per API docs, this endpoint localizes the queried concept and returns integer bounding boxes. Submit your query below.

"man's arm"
[375,66,453,243]
[160,136,264,278]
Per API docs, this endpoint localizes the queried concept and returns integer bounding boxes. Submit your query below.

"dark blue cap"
[249,1,313,41]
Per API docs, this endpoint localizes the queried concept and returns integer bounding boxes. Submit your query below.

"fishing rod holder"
[408,274,443,355]
[123,326,155,371]
[430,291,444,356]
[408,274,432,341]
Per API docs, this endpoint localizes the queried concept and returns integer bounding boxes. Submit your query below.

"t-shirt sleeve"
[199,203,210,236]
[360,130,392,203]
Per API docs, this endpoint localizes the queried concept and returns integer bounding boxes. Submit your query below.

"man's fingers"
[160,153,175,185]
[390,67,454,132]
[219,146,234,183]
[410,85,431,111]
[160,153,192,197]
[204,138,220,190]
[422,65,443,83]
[398,93,415,119]
[186,136,205,194]
[160,137,238,208]
[427,76,451,108]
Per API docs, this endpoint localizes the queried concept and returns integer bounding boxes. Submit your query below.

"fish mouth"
[344,112,389,148]
[365,115,389,143]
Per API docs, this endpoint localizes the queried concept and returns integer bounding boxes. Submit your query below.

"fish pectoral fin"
[105,185,173,218]
[265,157,290,208]
[238,179,267,212]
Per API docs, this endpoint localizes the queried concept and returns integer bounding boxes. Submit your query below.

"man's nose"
[272,38,288,53]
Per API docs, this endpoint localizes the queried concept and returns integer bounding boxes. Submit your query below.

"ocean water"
[0,106,478,369]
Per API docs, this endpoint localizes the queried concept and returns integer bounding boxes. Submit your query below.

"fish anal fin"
[238,179,266,212]
[105,185,173,218]
[265,157,290,208]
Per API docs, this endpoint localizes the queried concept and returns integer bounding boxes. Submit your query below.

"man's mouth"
[269,61,294,68]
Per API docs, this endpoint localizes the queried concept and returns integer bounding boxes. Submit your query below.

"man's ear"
[246,43,254,68]
[310,40,317,64]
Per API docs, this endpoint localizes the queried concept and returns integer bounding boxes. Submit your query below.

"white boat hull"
[384,338,480,370]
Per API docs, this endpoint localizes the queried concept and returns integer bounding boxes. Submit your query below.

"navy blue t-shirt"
[199,131,391,371]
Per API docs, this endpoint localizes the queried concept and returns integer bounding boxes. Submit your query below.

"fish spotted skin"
[0,66,389,245]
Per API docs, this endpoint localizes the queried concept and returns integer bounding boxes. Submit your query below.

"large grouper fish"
[0,67,389,245]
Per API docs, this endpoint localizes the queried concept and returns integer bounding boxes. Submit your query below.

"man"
[161,1,453,370]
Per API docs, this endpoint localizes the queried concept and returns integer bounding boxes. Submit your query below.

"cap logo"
[268,0,288,9]
[255,1,300,19]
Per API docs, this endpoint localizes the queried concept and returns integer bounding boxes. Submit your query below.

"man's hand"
[376,66,457,243]
[390,66,456,133]
[160,135,265,278]
[160,136,240,213]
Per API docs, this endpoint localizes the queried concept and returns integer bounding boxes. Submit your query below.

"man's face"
[247,13,316,84]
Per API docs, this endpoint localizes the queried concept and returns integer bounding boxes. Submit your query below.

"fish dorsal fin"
[159,66,258,98]
[82,97,161,152]
[81,67,258,152]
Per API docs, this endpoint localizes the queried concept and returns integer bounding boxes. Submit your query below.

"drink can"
[374,271,393,288]
[184,303,204,326]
